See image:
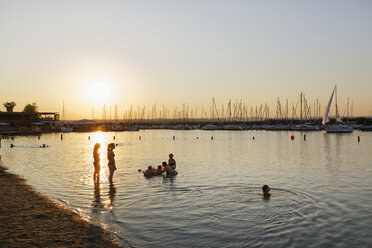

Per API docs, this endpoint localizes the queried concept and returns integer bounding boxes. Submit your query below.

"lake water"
[1,130,372,247]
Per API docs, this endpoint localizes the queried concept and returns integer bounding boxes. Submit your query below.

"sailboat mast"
[335,85,339,121]
[300,92,303,122]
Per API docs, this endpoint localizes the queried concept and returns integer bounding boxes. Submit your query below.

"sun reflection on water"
[91,131,106,151]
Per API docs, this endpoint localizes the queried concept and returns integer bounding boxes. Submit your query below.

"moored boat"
[322,85,353,133]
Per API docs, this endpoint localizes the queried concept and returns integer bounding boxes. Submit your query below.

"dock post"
[139,136,141,140]
[113,136,115,140]
[61,134,63,140]
[173,136,175,140]
[358,136,360,143]
[38,135,40,140]
[211,136,213,140]
[304,134,306,141]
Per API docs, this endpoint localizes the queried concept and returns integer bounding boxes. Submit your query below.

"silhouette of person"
[93,143,101,183]
[107,143,117,184]
[168,153,176,169]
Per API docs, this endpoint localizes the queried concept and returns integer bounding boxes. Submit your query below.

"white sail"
[322,87,335,125]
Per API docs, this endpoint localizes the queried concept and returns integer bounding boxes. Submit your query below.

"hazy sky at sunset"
[1,0,371,119]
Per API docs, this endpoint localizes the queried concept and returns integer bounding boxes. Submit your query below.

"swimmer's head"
[148,165,153,170]
[162,161,167,167]
[169,153,173,158]
[107,143,115,149]
[262,185,270,194]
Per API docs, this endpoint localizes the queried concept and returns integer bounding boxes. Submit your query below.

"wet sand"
[0,164,123,248]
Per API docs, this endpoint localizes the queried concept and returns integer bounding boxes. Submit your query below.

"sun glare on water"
[91,131,106,151]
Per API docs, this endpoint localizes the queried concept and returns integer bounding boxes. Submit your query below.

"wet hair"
[162,161,167,167]
[262,185,270,193]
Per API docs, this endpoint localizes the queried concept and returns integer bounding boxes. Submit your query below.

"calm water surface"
[1,130,372,247]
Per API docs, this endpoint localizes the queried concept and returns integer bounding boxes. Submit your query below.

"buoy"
[291,135,295,140]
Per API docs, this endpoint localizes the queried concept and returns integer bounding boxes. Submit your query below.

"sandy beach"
[0,163,123,248]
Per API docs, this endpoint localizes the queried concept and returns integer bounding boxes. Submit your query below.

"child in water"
[168,153,176,169]
[162,161,178,176]
[262,185,271,199]
[157,165,164,174]
[145,165,153,173]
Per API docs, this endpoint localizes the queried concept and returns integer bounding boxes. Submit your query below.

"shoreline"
[0,162,124,248]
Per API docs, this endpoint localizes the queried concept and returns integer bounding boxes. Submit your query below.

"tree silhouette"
[3,102,16,112]
[23,103,38,113]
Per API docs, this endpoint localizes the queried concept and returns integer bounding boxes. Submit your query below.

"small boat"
[322,85,353,133]
[202,124,221,130]
[361,125,372,131]
[61,126,73,132]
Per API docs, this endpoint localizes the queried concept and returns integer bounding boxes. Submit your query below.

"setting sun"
[84,79,113,104]
[85,81,111,103]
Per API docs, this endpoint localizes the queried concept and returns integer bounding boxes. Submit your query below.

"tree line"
[2,102,38,113]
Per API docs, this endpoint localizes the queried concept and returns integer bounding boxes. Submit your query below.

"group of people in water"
[93,142,117,184]
[142,153,178,177]
[93,142,178,184]
[92,143,270,198]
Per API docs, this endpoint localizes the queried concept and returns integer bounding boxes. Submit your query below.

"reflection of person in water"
[93,180,104,208]
[93,143,101,183]
[108,183,116,207]
[262,185,271,200]
[107,143,116,185]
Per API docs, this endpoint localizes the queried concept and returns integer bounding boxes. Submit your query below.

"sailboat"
[322,85,353,133]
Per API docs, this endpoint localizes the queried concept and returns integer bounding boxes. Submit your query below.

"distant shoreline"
[0,162,124,248]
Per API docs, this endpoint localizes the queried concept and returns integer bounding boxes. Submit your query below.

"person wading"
[107,143,117,185]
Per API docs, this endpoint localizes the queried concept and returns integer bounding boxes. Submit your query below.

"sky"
[0,0,371,119]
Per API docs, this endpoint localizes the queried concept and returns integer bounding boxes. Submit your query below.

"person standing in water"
[93,143,101,183]
[107,143,117,184]
[168,153,176,169]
